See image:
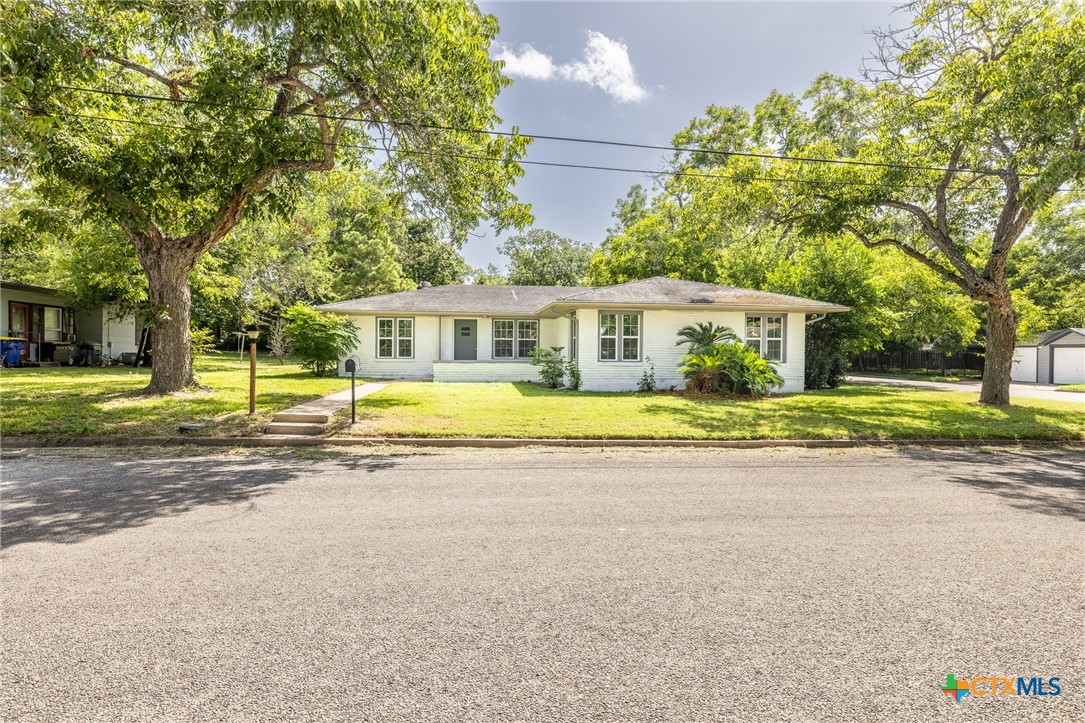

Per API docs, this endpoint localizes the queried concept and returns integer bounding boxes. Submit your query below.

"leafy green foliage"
[679,342,784,398]
[675,322,737,355]
[469,264,509,286]
[530,346,566,388]
[804,333,849,391]
[282,303,359,377]
[499,229,593,286]
[1,0,530,391]
[565,358,582,391]
[637,358,657,393]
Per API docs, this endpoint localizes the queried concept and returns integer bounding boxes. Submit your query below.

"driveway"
[847,374,1084,402]
[2,447,1083,722]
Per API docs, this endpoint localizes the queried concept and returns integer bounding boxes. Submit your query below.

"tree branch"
[843,224,968,291]
[95,52,191,100]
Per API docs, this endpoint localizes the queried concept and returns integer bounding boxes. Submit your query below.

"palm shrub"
[282,303,359,377]
[679,341,783,398]
[675,322,737,354]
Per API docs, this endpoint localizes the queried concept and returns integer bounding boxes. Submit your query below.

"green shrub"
[638,357,656,392]
[805,334,848,389]
[282,303,359,377]
[530,346,566,388]
[565,357,581,390]
[679,341,783,398]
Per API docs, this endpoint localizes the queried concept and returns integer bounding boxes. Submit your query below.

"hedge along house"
[0,280,141,364]
[317,277,849,393]
[1011,328,1085,385]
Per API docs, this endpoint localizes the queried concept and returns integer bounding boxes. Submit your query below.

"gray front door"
[454,319,477,360]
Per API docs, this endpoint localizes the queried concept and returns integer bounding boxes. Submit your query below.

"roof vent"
[690,297,712,304]
[419,281,432,288]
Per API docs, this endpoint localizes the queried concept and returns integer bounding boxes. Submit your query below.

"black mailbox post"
[344,358,357,424]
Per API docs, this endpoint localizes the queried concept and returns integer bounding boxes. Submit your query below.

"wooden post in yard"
[249,339,256,415]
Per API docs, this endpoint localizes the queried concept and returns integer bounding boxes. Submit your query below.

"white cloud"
[493,44,556,81]
[494,30,649,103]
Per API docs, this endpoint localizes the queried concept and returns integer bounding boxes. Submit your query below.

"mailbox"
[344,358,356,373]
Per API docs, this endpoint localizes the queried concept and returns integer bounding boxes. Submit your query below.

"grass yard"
[1,352,351,438]
[340,381,1085,441]
[1059,384,1085,393]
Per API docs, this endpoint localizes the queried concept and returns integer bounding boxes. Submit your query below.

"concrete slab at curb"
[4,435,1081,450]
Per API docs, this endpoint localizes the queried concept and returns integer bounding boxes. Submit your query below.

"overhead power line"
[58,84,1017,178]
[29,107,1007,195]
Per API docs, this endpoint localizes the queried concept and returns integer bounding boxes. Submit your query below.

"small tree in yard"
[282,304,358,377]
[530,346,566,388]
[268,318,289,365]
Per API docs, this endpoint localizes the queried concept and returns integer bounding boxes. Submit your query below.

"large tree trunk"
[139,243,199,393]
[979,293,1015,406]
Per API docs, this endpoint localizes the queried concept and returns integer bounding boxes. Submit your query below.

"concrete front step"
[263,422,326,436]
[273,411,330,424]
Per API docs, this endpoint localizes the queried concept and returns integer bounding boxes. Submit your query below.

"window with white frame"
[376,317,413,359]
[492,319,538,359]
[746,314,784,361]
[43,307,63,341]
[599,311,641,361]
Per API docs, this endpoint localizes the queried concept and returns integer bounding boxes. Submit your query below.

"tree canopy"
[1,0,529,391]
[498,229,593,286]
[591,0,1084,402]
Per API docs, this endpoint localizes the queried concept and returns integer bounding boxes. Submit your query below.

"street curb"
[3,435,1082,450]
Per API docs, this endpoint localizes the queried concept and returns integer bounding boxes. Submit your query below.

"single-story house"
[1011,328,1085,385]
[0,280,141,365]
[317,276,850,393]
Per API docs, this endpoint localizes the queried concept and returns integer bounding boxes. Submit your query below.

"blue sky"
[465,1,899,269]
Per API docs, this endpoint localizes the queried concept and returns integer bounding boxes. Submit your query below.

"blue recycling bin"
[1,340,24,367]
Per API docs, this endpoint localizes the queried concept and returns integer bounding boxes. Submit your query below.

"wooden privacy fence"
[850,349,985,375]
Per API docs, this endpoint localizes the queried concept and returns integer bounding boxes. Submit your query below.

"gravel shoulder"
[3,446,1083,722]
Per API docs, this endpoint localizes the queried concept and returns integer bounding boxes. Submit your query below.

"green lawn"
[1059,384,1085,393]
[1,353,350,438]
[339,382,1085,441]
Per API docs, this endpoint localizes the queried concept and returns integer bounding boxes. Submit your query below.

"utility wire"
[27,107,1009,195]
[58,84,1017,178]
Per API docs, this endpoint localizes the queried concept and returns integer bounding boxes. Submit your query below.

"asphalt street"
[2,446,1083,722]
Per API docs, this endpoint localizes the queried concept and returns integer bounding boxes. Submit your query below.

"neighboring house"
[317,276,849,393]
[1011,328,1085,385]
[0,280,141,364]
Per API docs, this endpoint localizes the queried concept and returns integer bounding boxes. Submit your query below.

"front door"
[454,319,477,360]
[9,303,28,361]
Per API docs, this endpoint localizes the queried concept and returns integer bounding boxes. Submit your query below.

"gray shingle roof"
[316,285,574,314]
[317,276,850,314]
[554,277,850,311]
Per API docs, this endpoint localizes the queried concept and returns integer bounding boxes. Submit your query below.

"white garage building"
[1011,328,1085,385]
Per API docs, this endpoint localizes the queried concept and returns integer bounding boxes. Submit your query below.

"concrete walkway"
[847,374,1084,402]
[264,381,390,435]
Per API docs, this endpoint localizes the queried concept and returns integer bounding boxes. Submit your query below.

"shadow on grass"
[901,448,1085,522]
[642,385,1081,440]
[0,454,404,550]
